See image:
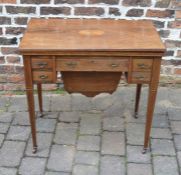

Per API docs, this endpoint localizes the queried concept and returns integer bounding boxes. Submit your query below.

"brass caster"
[39,112,44,118]
[134,112,138,119]
[32,146,38,154]
[142,148,148,154]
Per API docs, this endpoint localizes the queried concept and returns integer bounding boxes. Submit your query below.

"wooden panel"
[32,71,53,83]
[56,58,129,72]
[131,72,151,83]
[19,19,165,54]
[62,72,122,97]
[132,59,153,72]
[31,57,53,69]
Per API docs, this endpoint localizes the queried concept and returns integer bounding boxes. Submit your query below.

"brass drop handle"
[111,63,119,68]
[136,76,145,80]
[66,62,77,67]
[39,75,48,79]
[36,62,48,68]
[137,63,148,69]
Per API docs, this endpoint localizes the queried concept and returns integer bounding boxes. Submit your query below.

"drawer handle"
[136,76,145,80]
[66,62,77,67]
[111,63,119,68]
[137,63,149,69]
[39,75,48,79]
[36,62,48,68]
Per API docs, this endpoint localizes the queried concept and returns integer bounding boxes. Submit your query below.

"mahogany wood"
[62,72,122,97]
[134,84,142,118]
[37,83,43,116]
[20,19,165,154]
[56,58,129,72]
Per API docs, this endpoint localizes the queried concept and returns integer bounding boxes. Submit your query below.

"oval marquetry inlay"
[79,30,104,36]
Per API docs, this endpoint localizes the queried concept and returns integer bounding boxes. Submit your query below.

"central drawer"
[56,58,129,72]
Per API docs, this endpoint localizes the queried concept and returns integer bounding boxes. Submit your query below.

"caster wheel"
[32,146,38,154]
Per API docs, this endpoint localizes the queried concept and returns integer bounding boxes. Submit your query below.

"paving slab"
[80,113,101,135]
[151,128,172,139]
[103,116,124,131]
[0,122,9,134]
[36,118,56,132]
[127,163,152,175]
[19,157,46,175]
[47,145,75,172]
[101,131,125,156]
[100,155,125,175]
[6,125,30,141]
[8,96,27,112]
[153,156,179,175]
[171,121,181,134]
[151,139,176,156]
[0,141,26,167]
[54,123,78,145]
[59,111,80,122]
[0,134,4,147]
[126,123,144,145]
[51,95,71,111]
[12,112,30,126]
[72,94,92,111]
[92,93,114,110]
[75,151,99,166]
[0,167,17,175]
[174,135,181,151]
[72,164,98,175]
[0,112,14,123]
[77,135,100,151]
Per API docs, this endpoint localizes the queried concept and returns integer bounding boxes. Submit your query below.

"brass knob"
[39,75,48,79]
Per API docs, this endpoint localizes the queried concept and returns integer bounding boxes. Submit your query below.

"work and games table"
[19,19,165,153]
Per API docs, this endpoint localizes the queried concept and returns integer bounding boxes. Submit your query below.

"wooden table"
[19,18,165,153]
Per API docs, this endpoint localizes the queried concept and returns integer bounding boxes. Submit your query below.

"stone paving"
[0,86,181,175]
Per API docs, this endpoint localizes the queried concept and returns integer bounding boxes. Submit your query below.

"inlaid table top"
[19,18,165,53]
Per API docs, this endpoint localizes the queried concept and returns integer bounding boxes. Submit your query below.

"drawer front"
[33,71,53,82]
[56,58,129,72]
[31,57,53,69]
[133,59,153,72]
[131,72,151,83]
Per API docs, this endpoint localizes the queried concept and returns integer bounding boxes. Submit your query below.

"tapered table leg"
[26,89,37,153]
[37,83,43,117]
[143,58,161,153]
[134,84,142,118]
[23,56,37,153]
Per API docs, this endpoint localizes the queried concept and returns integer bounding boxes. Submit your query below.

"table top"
[19,18,165,54]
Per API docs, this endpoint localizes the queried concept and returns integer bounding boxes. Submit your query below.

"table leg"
[23,56,37,153]
[37,83,43,117]
[134,84,142,118]
[143,58,161,153]
[26,88,37,153]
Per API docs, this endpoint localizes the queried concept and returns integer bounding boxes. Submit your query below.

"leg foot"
[32,146,38,154]
[142,148,148,154]
[39,112,44,118]
[134,112,138,119]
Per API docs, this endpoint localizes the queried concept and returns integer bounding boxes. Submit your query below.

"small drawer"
[131,72,151,83]
[133,59,153,72]
[31,57,53,69]
[32,71,53,82]
[56,58,129,72]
